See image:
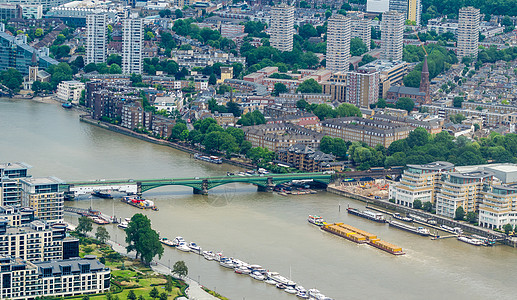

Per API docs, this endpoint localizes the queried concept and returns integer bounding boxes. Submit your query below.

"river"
[1,98,516,300]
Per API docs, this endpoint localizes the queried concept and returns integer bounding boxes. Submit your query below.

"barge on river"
[347,207,386,223]
[388,220,430,236]
[194,153,222,164]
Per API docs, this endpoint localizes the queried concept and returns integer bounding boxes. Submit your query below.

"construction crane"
[415,31,428,56]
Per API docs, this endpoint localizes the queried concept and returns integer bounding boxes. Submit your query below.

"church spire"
[31,50,38,67]
[419,55,431,104]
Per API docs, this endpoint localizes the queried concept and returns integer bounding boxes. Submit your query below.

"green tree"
[273,82,288,96]
[297,79,322,93]
[159,292,167,300]
[413,200,422,209]
[173,260,188,277]
[107,54,122,66]
[76,216,93,235]
[149,287,159,300]
[503,223,513,235]
[396,97,415,112]
[453,96,464,108]
[350,37,368,56]
[454,206,465,220]
[127,290,136,300]
[84,63,98,73]
[165,276,174,292]
[422,201,433,212]
[403,70,422,87]
[109,64,122,74]
[0,68,23,91]
[95,226,110,243]
[208,74,217,85]
[466,212,477,224]
[125,214,164,265]
[35,28,44,37]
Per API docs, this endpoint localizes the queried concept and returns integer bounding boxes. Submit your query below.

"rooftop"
[0,162,31,170]
[407,161,455,171]
[20,176,64,186]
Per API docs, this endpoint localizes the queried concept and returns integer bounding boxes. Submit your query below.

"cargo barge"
[388,220,430,236]
[368,239,405,255]
[91,191,113,199]
[347,207,386,223]
[122,196,158,210]
[321,223,367,244]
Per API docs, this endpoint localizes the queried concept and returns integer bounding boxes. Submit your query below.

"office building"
[381,11,404,61]
[326,14,351,72]
[0,255,110,299]
[270,4,294,52]
[389,0,408,18]
[367,0,389,13]
[86,13,107,65]
[389,161,455,207]
[20,177,64,224]
[321,117,412,147]
[0,220,78,262]
[349,12,371,51]
[0,4,21,20]
[346,69,380,108]
[457,6,480,60]
[122,17,143,74]
[408,0,421,24]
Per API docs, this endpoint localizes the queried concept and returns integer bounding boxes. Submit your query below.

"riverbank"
[79,115,255,170]
[327,184,508,242]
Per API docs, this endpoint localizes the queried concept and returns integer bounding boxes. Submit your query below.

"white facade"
[86,13,107,65]
[479,185,517,230]
[381,11,404,61]
[56,80,85,104]
[20,177,64,224]
[20,4,43,19]
[350,13,371,51]
[457,6,480,60]
[326,14,351,73]
[367,0,389,13]
[270,4,294,52]
[0,0,68,10]
[122,17,143,74]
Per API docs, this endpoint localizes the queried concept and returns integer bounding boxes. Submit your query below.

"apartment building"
[0,205,35,227]
[479,184,517,230]
[122,17,143,74]
[242,123,323,152]
[56,80,85,104]
[346,68,380,108]
[358,59,409,98]
[85,13,107,65]
[457,6,480,60]
[389,0,408,18]
[322,72,347,102]
[0,255,110,299]
[269,4,294,52]
[20,177,64,224]
[435,170,493,218]
[381,11,404,61]
[423,104,508,127]
[408,0,422,24]
[389,161,455,207]
[372,114,442,134]
[321,117,411,147]
[121,103,152,130]
[0,162,30,208]
[349,12,371,51]
[326,14,351,72]
[277,144,342,173]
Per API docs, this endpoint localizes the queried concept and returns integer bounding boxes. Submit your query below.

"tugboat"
[61,102,72,109]
[307,215,325,226]
[92,191,113,199]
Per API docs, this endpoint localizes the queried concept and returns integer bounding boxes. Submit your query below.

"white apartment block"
[0,0,67,10]
[122,17,143,75]
[346,69,380,108]
[389,161,455,207]
[86,13,107,65]
[457,6,480,60]
[20,177,64,224]
[270,4,294,52]
[350,13,371,51]
[20,4,43,19]
[326,14,351,73]
[479,185,517,230]
[57,80,85,104]
[0,255,110,299]
[367,0,389,13]
[381,11,404,61]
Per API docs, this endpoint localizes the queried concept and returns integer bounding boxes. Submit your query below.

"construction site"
[332,179,392,199]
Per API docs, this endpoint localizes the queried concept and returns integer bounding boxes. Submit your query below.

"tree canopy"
[125,214,164,265]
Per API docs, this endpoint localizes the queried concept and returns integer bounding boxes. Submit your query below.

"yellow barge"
[322,223,367,243]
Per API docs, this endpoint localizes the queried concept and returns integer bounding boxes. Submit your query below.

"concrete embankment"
[80,115,254,170]
[327,185,507,242]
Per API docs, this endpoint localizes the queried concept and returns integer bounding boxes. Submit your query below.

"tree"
[406,127,429,148]
[73,56,85,69]
[208,74,217,85]
[76,216,93,235]
[466,212,477,224]
[450,113,466,124]
[84,63,98,73]
[455,206,465,220]
[159,292,168,300]
[125,214,164,265]
[273,83,288,96]
[149,287,159,300]
[0,68,23,91]
[413,200,422,209]
[165,276,174,292]
[109,64,122,74]
[95,226,110,243]
[403,70,422,87]
[297,79,322,93]
[453,96,464,108]
[422,201,433,212]
[127,290,137,300]
[350,37,368,56]
[396,97,415,112]
[107,54,122,66]
[503,223,513,235]
[175,9,183,18]
[173,261,188,277]
[35,28,44,37]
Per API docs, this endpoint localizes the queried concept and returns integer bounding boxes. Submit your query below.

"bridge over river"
[60,172,334,196]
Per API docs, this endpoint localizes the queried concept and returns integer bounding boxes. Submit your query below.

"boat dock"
[431,235,457,240]
[64,207,117,223]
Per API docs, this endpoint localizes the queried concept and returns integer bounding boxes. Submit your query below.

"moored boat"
[188,242,201,254]
[117,221,128,229]
[457,236,484,246]
[62,102,72,109]
[347,207,386,223]
[234,267,251,275]
[91,191,113,199]
[203,251,216,260]
[172,236,185,246]
[176,243,191,252]
[296,291,309,299]
[264,279,277,285]
[392,213,413,222]
[307,215,325,226]
[388,220,430,236]
[285,287,297,294]
[160,238,175,247]
[250,271,265,281]
[219,258,235,269]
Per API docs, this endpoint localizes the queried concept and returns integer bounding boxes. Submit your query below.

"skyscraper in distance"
[457,6,480,60]
[408,0,421,24]
[122,17,143,75]
[326,14,351,73]
[86,13,107,65]
[270,4,294,52]
[381,10,404,61]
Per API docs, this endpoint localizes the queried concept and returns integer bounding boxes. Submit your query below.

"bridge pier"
[193,179,209,195]
[136,182,142,196]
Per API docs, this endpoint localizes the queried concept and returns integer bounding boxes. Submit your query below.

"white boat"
[177,243,191,252]
[264,279,277,285]
[295,286,306,293]
[117,221,128,229]
[458,236,484,246]
[270,274,296,287]
[172,236,185,246]
[160,238,175,247]
[250,271,265,281]
[307,215,325,226]
[285,287,297,294]
[308,289,321,297]
[231,259,249,268]
[249,265,267,274]
[214,252,224,262]
[276,283,286,289]
[235,267,251,275]
[188,242,201,254]
[296,291,309,299]
[202,251,215,261]
[124,217,131,222]
[219,258,235,269]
